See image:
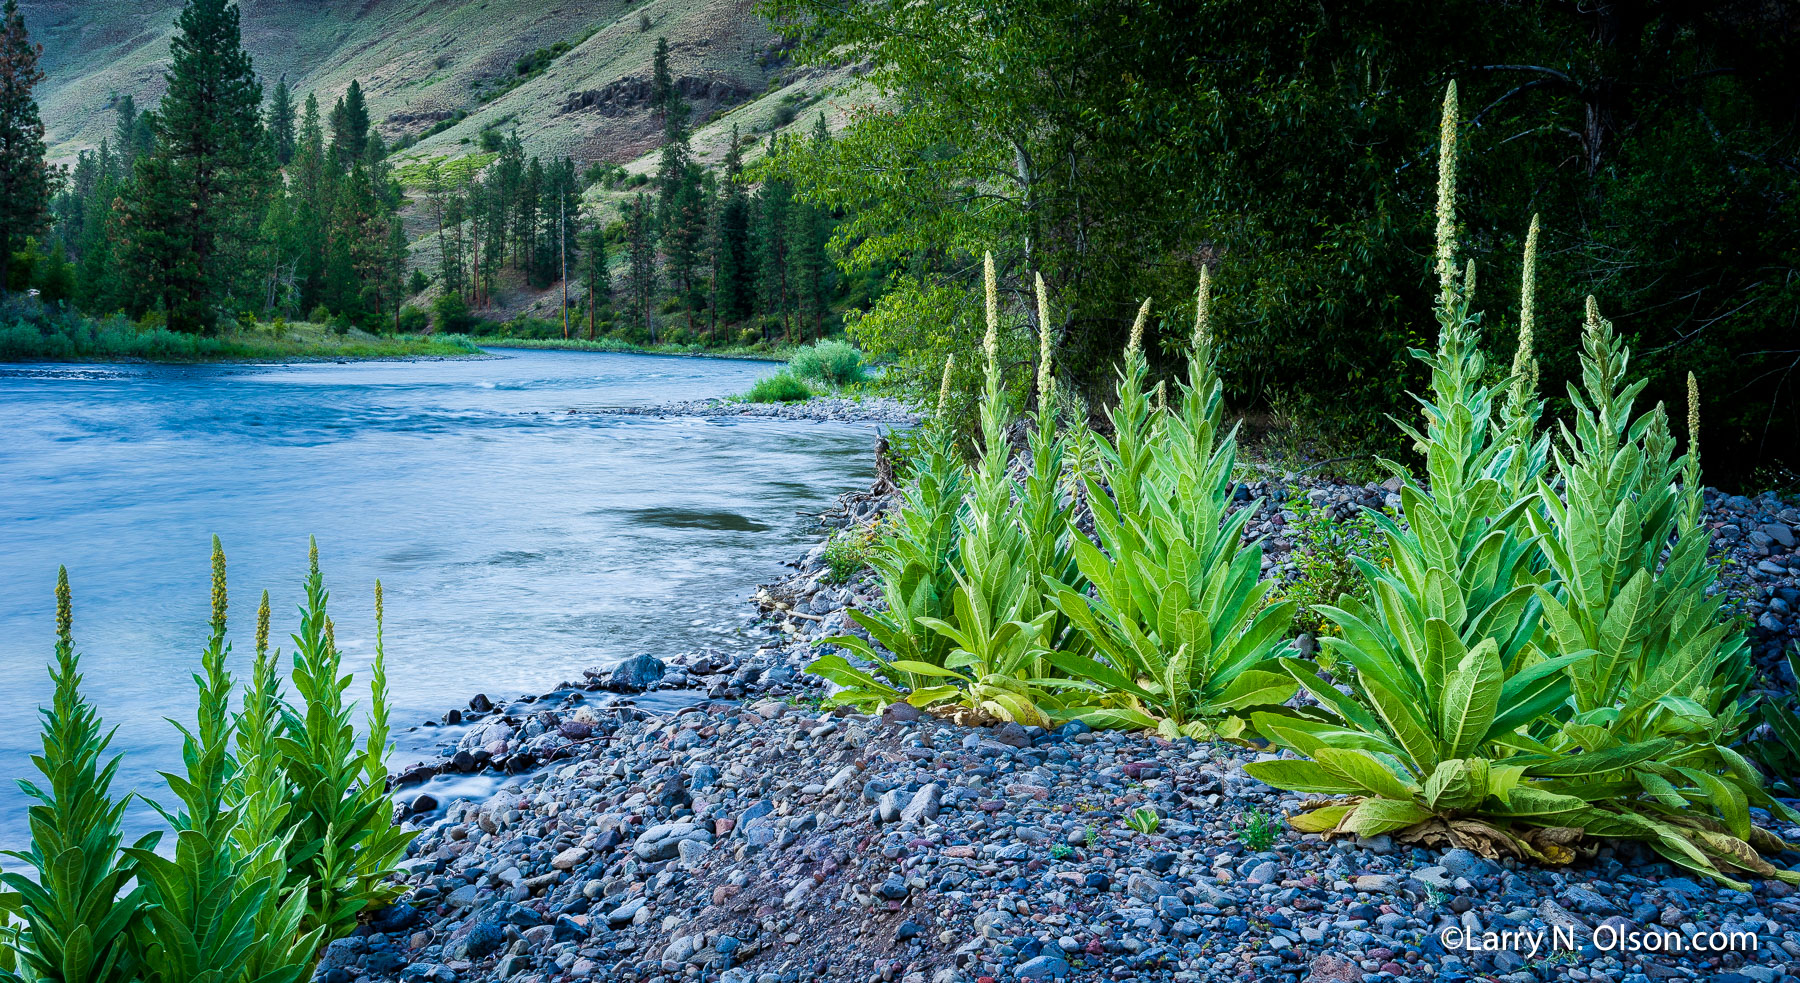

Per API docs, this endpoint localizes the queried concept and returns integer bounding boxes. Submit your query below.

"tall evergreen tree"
[130,0,271,331]
[289,92,329,311]
[328,80,369,168]
[711,127,753,324]
[112,94,153,166]
[269,75,296,165]
[579,219,609,339]
[624,193,658,340]
[752,139,793,340]
[0,0,50,297]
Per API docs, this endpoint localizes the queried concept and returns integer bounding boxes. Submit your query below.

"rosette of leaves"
[1049,278,1297,739]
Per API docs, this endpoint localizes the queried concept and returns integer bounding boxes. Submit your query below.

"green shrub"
[432,292,476,333]
[788,338,867,387]
[306,304,331,324]
[396,304,429,334]
[746,371,812,403]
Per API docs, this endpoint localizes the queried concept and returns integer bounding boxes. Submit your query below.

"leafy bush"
[396,304,429,334]
[432,292,476,333]
[747,371,812,403]
[788,338,867,387]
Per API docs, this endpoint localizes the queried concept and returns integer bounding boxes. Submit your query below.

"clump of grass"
[788,338,866,388]
[747,370,812,403]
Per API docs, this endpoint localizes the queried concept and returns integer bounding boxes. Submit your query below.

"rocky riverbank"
[596,396,920,426]
[351,467,1800,983]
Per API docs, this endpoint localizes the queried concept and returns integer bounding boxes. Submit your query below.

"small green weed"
[1049,843,1073,860]
[1234,807,1278,851]
[823,525,880,584]
[1125,807,1161,835]
[1281,487,1389,640]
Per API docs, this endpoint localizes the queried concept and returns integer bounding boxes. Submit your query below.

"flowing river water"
[0,348,878,851]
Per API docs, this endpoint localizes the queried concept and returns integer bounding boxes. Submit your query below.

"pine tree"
[113,94,153,166]
[712,126,753,324]
[625,192,658,341]
[129,0,271,331]
[269,76,295,165]
[579,218,609,339]
[328,80,369,168]
[752,143,793,340]
[290,93,329,312]
[0,0,50,298]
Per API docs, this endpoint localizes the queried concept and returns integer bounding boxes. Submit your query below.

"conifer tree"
[112,94,153,166]
[0,0,50,297]
[579,219,610,339]
[752,141,793,340]
[625,192,658,340]
[269,76,296,166]
[711,127,753,324]
[290,93,329,311]
[328,80,369,168]
[130,0,271,331]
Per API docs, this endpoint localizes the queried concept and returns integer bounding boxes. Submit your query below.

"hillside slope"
[24,0,826,167]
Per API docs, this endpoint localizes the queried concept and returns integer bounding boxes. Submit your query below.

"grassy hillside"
[24,0,844,167]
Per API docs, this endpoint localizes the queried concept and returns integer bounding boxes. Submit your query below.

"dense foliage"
[762,0,1800,485]
[816,86,1794,887]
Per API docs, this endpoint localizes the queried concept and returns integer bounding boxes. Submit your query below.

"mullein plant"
[1017,273,1084,671]
[811,356,969,709]
[125,539,298,983]
[897,253,1064,726]
[0,570,157,983]
[1246,83,1590,863]
[1244,83,1796,887]
[230,592,322,983]
[1523,304,1789,877]
[275,540,414,939]
[1048,267,1298,738]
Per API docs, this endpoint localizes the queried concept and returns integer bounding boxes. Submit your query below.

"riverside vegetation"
[809,85,1800,890]
[0,539,411,983]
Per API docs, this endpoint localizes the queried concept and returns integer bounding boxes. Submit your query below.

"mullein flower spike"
[210,535,228,639]
[1127,298,1150,357]
[1193,265,1213,354]
[935,354,955,420]
[1435,81,1460,309]
[1035,272,1054,412]
[982,251,999,376]
[1509,215,1540,407]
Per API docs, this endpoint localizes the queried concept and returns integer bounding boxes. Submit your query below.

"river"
[0,348,878,851]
